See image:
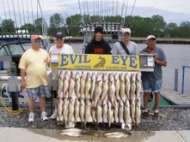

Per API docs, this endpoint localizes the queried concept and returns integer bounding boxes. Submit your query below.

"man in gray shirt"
[112,27,137,55]
[141,35,167,117]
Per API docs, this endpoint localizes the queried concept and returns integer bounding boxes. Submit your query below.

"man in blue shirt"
[141,35,167,117]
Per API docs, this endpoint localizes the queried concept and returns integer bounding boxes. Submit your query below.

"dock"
[162,89,190,106]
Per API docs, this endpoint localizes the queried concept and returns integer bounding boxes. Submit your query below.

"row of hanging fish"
[57,70,142,130]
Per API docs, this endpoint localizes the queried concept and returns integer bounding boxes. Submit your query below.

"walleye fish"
[57,98,63,122]
[93,74,103,107]
[74,72,81,98]
[108,101,114,127]
[118,100,124,124]
[124,99,132,130]
[100,73,109,104]
[63,96,69,124]
[60,128,83,137]
[114,73,121,102]
[62,71,71,98]
[74,99,81,122]
[85,99,93,122]
[85,72,92,99]
[120,73,126,103]
[125,73,131,100]
[90,72,97,100]
[58,71,65,98]
[80,72,87,99]
[113,101,119,123]
[135,99,141,126]
[136,73,142,99]
[96,103,103,123]
[79,99,85,122]
[102,96,108,123]
[130,73,137,124]
[108,73,116,107]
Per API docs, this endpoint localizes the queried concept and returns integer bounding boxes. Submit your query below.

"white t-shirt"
[112,41,138,55]
[49,44,74,55]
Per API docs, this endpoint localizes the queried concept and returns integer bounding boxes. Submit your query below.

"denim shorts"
[27,85,51,99]
[142,79,162,93]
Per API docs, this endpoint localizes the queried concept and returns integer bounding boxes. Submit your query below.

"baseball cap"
[146,35,156,40]
[31,35,42,41]
[55,32,64,39]
[120,28,131,35]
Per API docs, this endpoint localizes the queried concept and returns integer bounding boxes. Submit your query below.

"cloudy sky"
[0,0,190,24]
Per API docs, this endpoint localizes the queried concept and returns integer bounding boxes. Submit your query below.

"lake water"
[70,43,190,95]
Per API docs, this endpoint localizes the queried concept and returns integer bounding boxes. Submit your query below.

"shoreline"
[64,37,190,44]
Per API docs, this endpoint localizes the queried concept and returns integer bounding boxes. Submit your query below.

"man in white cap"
[112,27,137,55]
[141,35,167,117]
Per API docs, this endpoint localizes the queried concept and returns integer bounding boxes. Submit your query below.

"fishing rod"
[130,0,137,16]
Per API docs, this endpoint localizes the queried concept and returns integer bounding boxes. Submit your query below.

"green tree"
[21,23,35,34]
[1,19,15,34]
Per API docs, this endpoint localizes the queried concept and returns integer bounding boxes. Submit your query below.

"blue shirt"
[141,47,167,81]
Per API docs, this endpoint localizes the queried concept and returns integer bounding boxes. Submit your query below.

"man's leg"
[28,97,34,112]
[143,92,150,109]
[40,96,46,112]
[154,92,160,110]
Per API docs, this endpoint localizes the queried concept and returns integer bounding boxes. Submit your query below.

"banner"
[50,54,140,71]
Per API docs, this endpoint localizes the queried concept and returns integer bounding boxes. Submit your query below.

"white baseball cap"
[120,28,132,35]
[146,35,156,40]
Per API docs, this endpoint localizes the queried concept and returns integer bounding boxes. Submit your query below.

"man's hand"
[21,79,27,89]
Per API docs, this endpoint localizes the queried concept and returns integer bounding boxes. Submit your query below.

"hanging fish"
[68,72,76,128]
[93,73,103,107]
[130,73,137,124]
[102,96,108,123]
[124,99,132,131]
[120,73,126,103]
[108,73,116,107]
[135,73,142,126]
[125,73,131,100]
[107,101,114,127]
[114,73,121,102]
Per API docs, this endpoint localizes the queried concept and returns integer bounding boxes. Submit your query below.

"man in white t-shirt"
[112,27,138,55]
[49,32,74,119]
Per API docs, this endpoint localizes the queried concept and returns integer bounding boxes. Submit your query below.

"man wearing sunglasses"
[19,35,51,122]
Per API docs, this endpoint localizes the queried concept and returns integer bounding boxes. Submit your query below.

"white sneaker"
[41,112,48,121]
[28,112,35,122]
[49,111,57,120]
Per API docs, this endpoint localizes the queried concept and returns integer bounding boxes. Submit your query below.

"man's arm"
[20,69,27,89]
[155,58,167,66]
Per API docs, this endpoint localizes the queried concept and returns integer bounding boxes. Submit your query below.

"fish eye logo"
[94,56,106,68]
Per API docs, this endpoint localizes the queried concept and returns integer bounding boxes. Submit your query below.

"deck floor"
[161,89,190,105]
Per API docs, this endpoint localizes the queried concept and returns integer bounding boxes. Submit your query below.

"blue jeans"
[142,79,162,94]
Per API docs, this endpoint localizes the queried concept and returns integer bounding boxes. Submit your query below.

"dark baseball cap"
[55,32,64,39]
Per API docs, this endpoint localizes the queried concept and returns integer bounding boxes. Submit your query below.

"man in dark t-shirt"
[85,26,111,54]
[141,35,167,117]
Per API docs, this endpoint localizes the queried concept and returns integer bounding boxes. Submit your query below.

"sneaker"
[142,108,149,117]
[49,110,57,120]
[41,112,48,121]
[28,112,35,122]
[154,109,159,118]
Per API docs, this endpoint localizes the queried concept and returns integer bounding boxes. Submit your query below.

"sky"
[0,0,190,24]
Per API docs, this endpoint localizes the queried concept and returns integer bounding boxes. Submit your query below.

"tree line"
[0,13,190,38]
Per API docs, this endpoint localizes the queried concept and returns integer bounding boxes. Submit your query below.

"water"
[70,43,190,95]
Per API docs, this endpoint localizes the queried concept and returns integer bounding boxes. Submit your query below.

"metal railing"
[181,65,190,95]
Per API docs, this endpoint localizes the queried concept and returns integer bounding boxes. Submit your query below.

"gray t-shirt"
[141,47,167,81]
[7,76,20,92]
[112,41,138,55]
